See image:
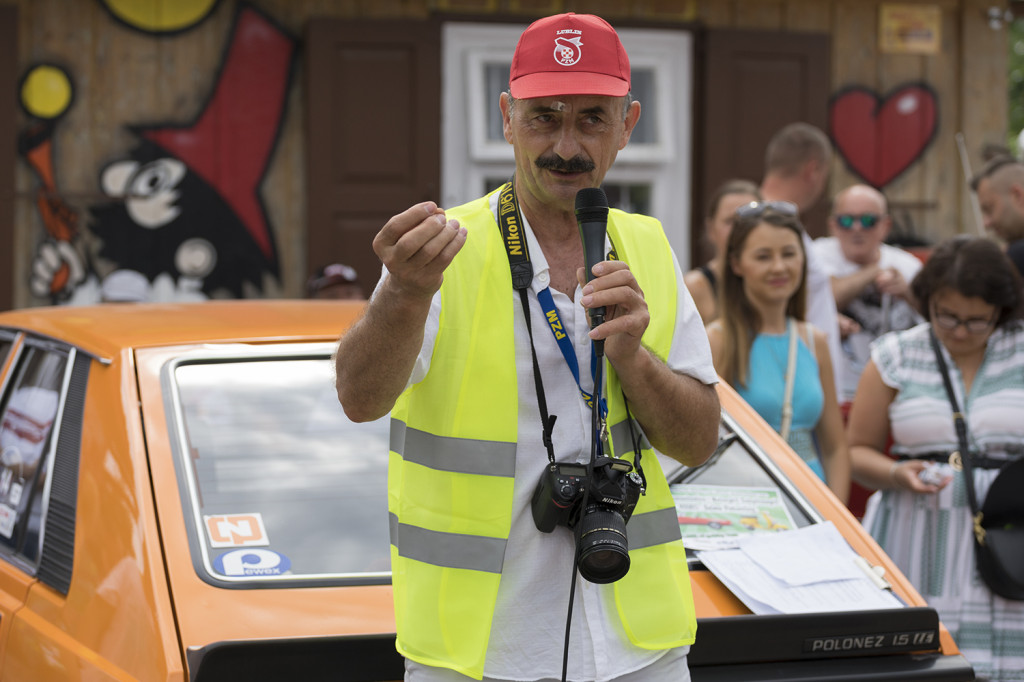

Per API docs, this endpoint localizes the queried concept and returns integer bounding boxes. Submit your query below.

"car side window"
[0,347,67,566]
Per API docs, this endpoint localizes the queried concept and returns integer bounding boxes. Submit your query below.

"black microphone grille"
[575,187,609,213]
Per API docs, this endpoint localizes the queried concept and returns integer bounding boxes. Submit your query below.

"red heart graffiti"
[829,84,938,189]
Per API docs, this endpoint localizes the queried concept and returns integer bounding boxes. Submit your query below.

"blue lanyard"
[536,286,607,418]
[496,179,615,462]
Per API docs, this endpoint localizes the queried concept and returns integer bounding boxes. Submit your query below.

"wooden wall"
[2,0,1010,308]
[694,0,1008,245]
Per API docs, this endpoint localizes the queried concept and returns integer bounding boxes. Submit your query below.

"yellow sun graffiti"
[99,0,220,34]
[21,64,74,120]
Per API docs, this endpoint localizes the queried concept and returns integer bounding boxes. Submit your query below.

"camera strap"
[497,180,610,462]
[621,397,647,491]
[498,180,558,464]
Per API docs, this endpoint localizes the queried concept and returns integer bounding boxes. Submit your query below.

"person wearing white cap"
[335,13,718,681]
[306,263,365,300]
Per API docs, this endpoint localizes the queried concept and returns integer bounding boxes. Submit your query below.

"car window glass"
[665,417,820,562]
[173,357,390,583]
[0,347,67,564]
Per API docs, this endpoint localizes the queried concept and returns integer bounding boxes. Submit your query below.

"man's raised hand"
[374,202,467,299]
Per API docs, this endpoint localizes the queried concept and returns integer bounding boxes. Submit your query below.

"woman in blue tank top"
[706,202,851,503]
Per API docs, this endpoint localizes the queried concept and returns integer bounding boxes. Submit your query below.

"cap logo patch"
[554,29,583,66]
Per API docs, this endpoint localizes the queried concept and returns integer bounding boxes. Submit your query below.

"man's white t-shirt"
[376,195,717,681]
[802,231,843,395]
[812,237,923,283]
[811,237,924,401]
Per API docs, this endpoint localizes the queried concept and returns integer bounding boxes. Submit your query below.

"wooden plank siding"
[0,4,15,311]
[2,0,1010,307]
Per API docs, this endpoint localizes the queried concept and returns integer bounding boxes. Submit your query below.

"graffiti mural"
[17,2,296,304]
[98,0,222,35]
[17,64,94,303]
[88,3,297,301]
[828,83,938,190]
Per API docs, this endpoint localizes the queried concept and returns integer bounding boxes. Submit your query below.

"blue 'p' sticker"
[213,548,291,576]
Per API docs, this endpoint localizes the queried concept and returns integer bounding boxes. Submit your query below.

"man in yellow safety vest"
[336,12,720,682]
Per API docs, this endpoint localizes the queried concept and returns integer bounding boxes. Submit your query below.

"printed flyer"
[671,483,798,550]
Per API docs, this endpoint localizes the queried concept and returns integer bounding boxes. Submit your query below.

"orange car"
[0,301,974,681]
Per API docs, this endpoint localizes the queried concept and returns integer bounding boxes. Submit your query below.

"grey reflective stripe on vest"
[609,418,651,458]
[627,506,683,550]
[389,513,506,573]
[391,418,516,477]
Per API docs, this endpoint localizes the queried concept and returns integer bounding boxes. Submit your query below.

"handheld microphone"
[575,188,609,329]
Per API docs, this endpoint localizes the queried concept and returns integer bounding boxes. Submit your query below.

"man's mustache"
[535,155,596,174]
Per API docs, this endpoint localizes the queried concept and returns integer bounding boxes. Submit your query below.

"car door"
[0,332,184,682]
[0,335,70,679]
[0,331,28,678]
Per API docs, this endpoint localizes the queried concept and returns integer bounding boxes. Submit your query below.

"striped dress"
[862,321,1024,681]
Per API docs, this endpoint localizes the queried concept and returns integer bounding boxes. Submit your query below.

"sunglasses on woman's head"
[834,214,880,230]
[735,200,799,219]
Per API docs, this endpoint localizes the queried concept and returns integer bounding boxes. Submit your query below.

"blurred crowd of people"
[688,122,1024,682]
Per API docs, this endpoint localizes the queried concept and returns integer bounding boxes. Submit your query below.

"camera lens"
[576,505,630,584]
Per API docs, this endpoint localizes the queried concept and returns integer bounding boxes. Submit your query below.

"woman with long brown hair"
[707,201,850,502]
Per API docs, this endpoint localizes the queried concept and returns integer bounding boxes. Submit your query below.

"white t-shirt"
[378,195,717,681]
[802,231,844,396]
[811,237,923,283]
[811,237,924,401]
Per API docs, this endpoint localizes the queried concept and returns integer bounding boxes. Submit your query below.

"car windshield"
[171,353,391,585]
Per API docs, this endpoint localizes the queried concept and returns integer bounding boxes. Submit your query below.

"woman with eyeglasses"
[848,235,1024,680]
[684,179,761,324]
[706,202,851,503]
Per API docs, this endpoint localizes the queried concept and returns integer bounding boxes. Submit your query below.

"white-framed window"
[442,22,694,264]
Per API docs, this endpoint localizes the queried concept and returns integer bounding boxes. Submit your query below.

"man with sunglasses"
[812,184,922,403]
[970,154,1024,277]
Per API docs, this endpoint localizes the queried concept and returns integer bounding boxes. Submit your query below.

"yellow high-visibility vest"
[389,190,697,679]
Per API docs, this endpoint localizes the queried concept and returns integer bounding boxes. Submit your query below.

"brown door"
[694,29,830,264]
[0,5,16,311]
[305,18,441,296]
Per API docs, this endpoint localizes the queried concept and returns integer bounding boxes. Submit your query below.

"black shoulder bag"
[930,329,1024,600]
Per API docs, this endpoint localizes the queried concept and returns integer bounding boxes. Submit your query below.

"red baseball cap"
[509,13,630,99]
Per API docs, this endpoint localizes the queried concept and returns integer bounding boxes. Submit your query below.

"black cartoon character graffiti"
[88,3,296,300]
[92,139,263,298]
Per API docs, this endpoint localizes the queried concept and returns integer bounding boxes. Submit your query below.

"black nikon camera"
[531,456,643,584]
